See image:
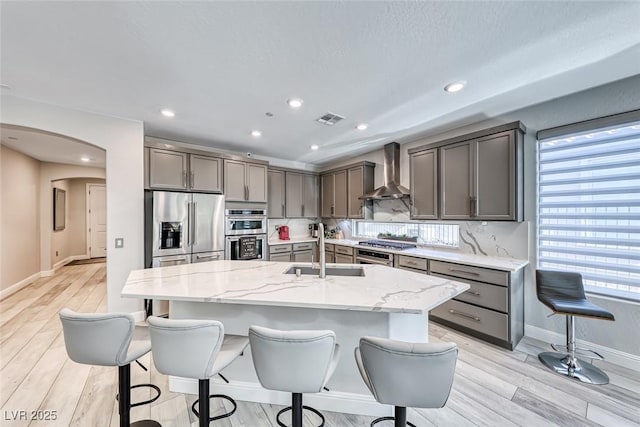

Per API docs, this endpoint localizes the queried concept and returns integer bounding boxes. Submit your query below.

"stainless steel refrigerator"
[144,191,225,315]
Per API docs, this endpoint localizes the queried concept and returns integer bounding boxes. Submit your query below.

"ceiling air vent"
[316,112,345,126]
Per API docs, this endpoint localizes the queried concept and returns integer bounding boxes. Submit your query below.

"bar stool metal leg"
[538,315,610,385]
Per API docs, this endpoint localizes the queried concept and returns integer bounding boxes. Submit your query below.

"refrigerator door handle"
[186,201,192,246]
[191,202,197,246]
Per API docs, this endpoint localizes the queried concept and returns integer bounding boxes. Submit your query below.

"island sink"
[284,265,365,277]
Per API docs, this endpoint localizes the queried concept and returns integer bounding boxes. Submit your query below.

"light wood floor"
[1,263,638,426]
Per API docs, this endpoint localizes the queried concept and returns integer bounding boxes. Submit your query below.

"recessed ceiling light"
[287,98,304,109]
[356,123,368,131]
[0,84,10,89]
[444,81,466,93]
[81,157,90,162]
[310,144,319,150]
[160,109,175,117]
[251,130,262,137]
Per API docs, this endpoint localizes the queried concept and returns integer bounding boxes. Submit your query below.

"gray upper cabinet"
[285,172,318,218]
[149,148,188,190]
[333,170,348,218]
[409,122,525,221]
[440,141,474,219]
[224,160,268,202]
[267,170,285,218]
[321,162,374,219]
[475,131,515,219]
[189,154,222,193]
[321,173,334,217]
[410,149,438,219]
[149,148,222,192]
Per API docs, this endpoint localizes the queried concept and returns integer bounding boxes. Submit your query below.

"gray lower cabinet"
[410,149,438,219]
[429,260,524,350]
[148,148,222,192]
[269,242,317,263]
[334,245,354,264]
[324,243,335,263]
[396,255,428,273]
[269,244,292,262]
[225,160,267,202]
[267,170,285,218]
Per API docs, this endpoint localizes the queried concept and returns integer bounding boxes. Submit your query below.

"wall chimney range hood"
[359,142,410,200]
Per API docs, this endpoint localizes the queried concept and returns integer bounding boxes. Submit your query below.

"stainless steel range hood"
[359,142,410,200]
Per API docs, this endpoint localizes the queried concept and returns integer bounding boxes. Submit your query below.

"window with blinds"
[538,120,640,301]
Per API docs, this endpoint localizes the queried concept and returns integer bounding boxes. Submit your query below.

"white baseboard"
[170,376,392,417]
[525,324,640,372]
[0,271,41,300]
[1,254,93,301]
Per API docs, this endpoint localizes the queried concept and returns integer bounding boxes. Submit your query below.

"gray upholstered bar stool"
[355,336,458,427]
[59,308,161,427]
[536,269,615,385]
[147,316,249,427]
[249,325,340,427]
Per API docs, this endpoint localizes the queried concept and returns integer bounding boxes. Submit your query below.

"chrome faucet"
[318,223,326,279]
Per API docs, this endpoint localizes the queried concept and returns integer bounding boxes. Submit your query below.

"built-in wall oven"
[356,248,394,267]
[224,208,267,260]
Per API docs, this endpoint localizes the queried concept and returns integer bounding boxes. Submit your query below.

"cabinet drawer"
[324,243,335,253]
[430,260,508,287]
[334,253,354,264]
[432,273,508,312]
[269,244,292,254]
[269,252,292,262]
[293,242,314,252]
[432,300,508,341]
[334,245,354,256]
[397,265,427,274]
[397,255,428,271]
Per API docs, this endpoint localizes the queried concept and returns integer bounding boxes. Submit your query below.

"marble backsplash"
[324,199,529,260]
[267,218,318,240]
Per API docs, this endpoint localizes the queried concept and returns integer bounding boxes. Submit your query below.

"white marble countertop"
[122,260,469,314]
[268,236,318,246]
[325,239,528,272]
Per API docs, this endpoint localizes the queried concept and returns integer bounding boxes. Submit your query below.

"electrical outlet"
[275,225,280,231]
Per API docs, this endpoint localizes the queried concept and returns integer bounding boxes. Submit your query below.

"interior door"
[88,184,107,258]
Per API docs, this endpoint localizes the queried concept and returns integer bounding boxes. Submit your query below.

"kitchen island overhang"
[123,261,470,416]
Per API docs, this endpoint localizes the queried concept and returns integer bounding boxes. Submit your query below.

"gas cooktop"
[358,240,417,250]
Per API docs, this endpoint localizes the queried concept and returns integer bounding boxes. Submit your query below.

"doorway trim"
[86,183,107,258]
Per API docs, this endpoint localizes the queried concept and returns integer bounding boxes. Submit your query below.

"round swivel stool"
[59,308,161,427]
[249,325,341,427]
[536,269,615,385]
[355,336,458,427]
[147,316,249,427]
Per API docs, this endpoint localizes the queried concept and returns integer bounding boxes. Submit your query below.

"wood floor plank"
[587,403,640,427]
[29,359,92,427]
[150,395,192,427]
[447,388,518,427]
[512,388,602,427]
[70,366,116,427]
[412,406,476,427]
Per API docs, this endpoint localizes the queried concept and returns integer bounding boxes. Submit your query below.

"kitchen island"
[122,260,469,415]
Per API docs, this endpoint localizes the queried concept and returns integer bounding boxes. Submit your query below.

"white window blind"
[538,120,640,301]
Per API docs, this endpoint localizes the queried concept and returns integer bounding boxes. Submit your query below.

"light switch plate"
[115,238,124,248]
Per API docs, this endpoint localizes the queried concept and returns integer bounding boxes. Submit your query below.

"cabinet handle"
[282,204,285,216]
[449,309,480,322]
[301,204,305,217]
[182,171,187,188]
[407,261,417,266]
[449,268,480,276]
[245,185,249,200]
[331,205,334,216]
[464,290,481,296]
[190,171,195,189]
[470,197,477,217]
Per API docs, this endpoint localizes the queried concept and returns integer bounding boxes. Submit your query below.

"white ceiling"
[0,125,106,168]
[1,1,639,165]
